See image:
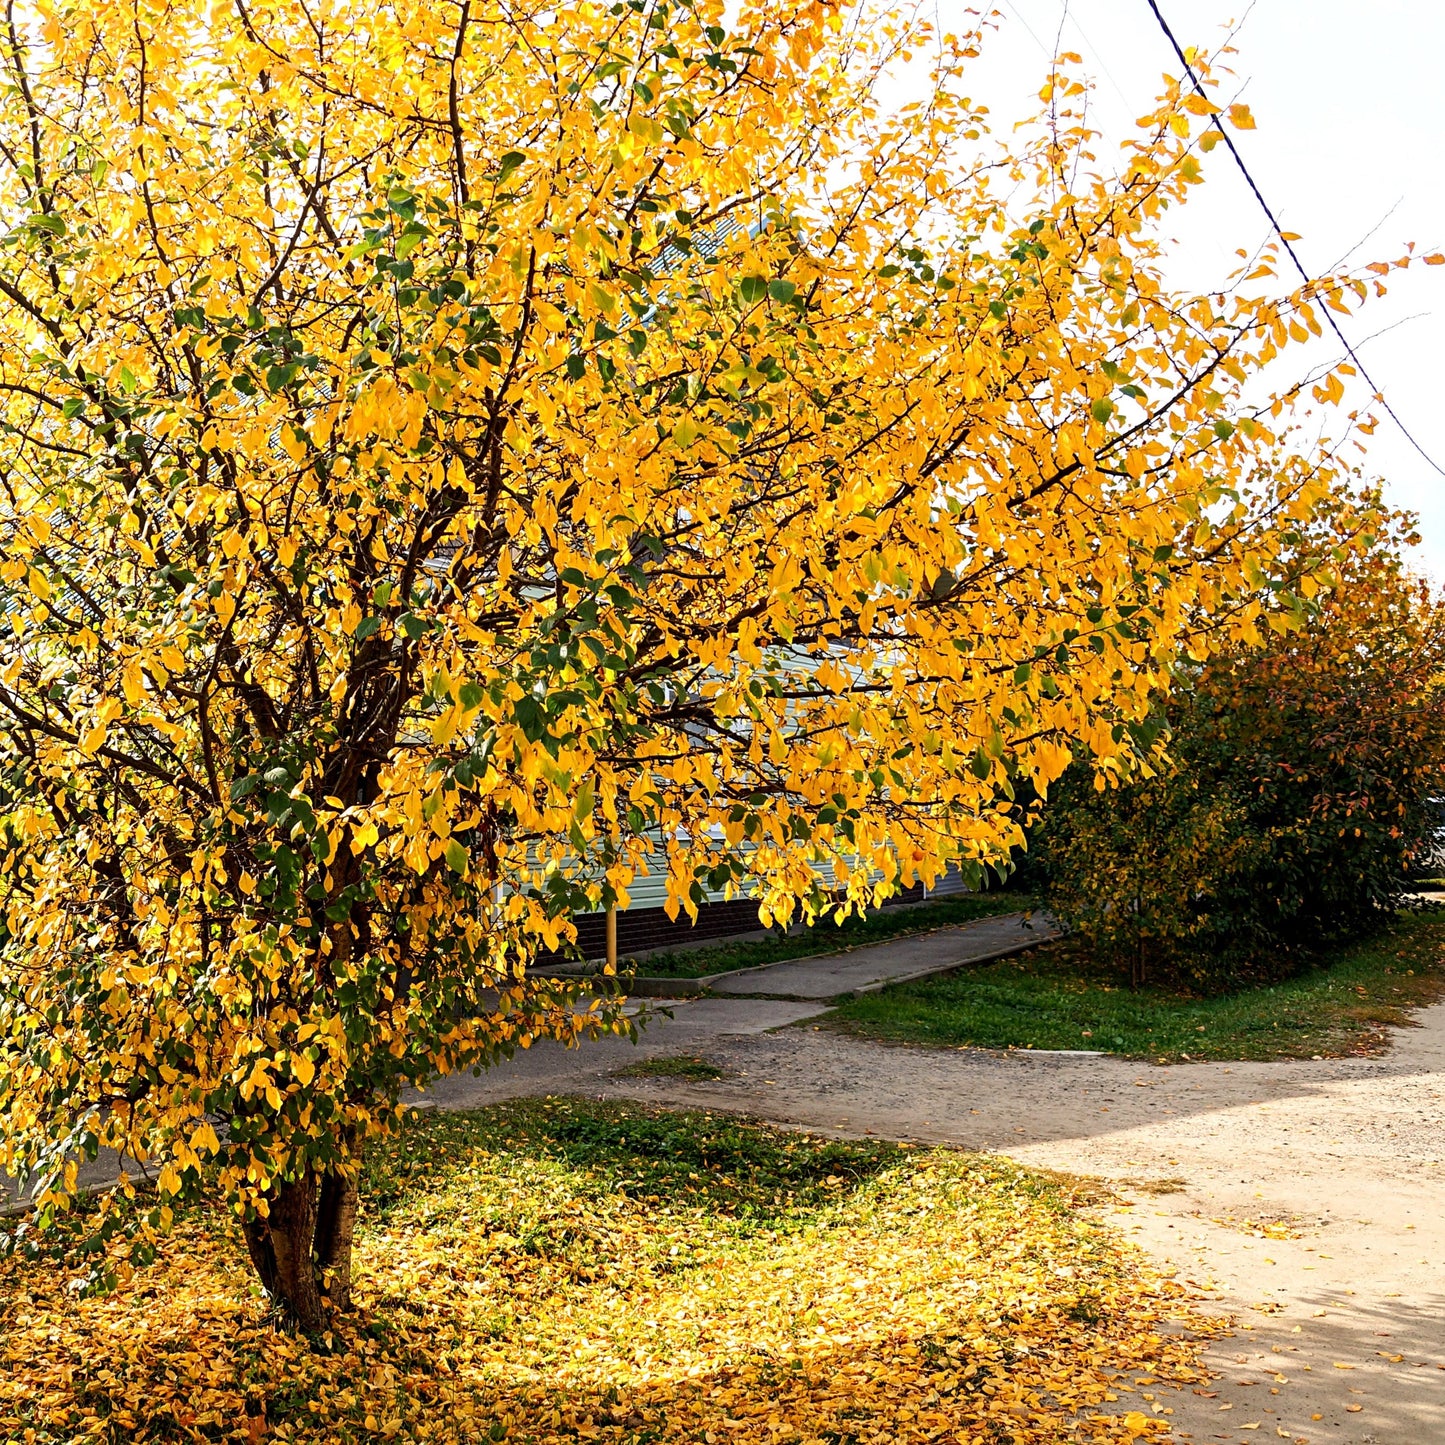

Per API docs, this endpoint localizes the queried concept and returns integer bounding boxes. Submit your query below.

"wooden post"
[606,905,618,974]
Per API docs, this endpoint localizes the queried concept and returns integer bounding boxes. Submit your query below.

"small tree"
[0,0,1414,1322]
[1039,509,1445,989]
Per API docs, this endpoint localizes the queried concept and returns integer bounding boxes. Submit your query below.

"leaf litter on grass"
[1,1099,1220,1443]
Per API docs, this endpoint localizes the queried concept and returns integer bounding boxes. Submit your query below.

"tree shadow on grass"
[364,1096,905,1232]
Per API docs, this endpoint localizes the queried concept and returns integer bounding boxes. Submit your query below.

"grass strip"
[613,1054,726,1081]
[829,910,1445,1061]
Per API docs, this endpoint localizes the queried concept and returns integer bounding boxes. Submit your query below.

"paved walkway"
[3,914,1049,1212]
[706,908,1060,998]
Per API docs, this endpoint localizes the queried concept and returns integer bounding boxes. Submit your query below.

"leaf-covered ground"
[830,911,1445,1061]
[1,1100,1215,1443]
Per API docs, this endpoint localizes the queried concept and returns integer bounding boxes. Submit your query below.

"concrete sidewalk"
[413,912,1063,1110]
[706,909,1060,1000]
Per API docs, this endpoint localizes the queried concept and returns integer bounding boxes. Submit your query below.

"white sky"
[940,0,1445,576]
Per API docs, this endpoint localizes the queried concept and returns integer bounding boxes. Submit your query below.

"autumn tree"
[1038,503,1445,989]
[0,0,1422,1323]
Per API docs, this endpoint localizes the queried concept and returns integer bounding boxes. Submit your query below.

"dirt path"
[424,998,1445,1444]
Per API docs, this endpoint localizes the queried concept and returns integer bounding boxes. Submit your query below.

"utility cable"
[1144,0,1445,478]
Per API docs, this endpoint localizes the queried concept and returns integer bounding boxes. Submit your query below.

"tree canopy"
[0,0,1423,1322]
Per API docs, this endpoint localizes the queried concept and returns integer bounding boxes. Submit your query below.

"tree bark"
[315,1166,360,1311]
[241,1154,361,1329]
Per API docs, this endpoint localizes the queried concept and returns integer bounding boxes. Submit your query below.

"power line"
[1143,0,1445,480]
[995,0,1052,61]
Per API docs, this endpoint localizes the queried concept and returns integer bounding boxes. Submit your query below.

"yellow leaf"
[190,1121,221,1155]
[431,707,460,746]
[121,660,147,708]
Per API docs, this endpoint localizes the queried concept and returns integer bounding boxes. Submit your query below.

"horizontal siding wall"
[535,865,970,964]
[590,854,970,915]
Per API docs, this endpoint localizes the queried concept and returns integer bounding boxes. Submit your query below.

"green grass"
[828,910,1445,1062]
[361,1097,900,1228]
[612,1054,727,1081]
[631,891,1038,979]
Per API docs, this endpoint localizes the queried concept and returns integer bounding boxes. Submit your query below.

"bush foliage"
[1038,525,1445,989]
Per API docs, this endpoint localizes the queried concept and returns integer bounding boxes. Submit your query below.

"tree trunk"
[241,1156,361,1330]
[315,1166,360,1311]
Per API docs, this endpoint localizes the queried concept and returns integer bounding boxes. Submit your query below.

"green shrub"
[1037,532,1445,991]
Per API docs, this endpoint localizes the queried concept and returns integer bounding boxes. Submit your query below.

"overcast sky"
[947,0,1445,576]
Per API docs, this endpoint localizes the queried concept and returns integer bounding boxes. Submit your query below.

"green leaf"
[354,616,383,641]
[1213,419,1234,439]
[497,151,526,185]
[61,397,84,419]
[574,779,595,822]
[444,838,469,875]
[738,275,767,305]
[767,279,797,304]
[1090,397,1113,423]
